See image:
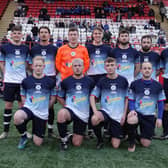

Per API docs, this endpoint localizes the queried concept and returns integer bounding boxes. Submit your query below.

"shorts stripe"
[3,122,10,125]
[4,114,12,117]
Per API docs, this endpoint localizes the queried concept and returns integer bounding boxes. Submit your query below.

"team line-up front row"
[0,25,167,152]
[2,56,167,152]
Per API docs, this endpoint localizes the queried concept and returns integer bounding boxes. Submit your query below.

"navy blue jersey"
[0,43,29,83]
[160,48,168,78]
[58,76,94,123]
[30,44,57,76]
[91,75,128,122]
[110,47,140,84]
[86,44,112,75]
[21,75,56,120]
[137,51,160,79]
[128,79,165,115]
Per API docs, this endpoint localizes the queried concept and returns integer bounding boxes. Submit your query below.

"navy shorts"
[21,107,47,138]
[3,83,21,102]
[65,107,87,136]
[100,110,123,139]
[137,112,155,140]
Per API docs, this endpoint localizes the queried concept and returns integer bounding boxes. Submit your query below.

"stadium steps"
[149,4,168,39]
[0,0,17,40]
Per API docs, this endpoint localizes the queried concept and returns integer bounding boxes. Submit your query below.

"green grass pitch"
[0,99,168,168]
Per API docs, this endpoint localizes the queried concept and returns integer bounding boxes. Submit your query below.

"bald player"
[127,62,165,152]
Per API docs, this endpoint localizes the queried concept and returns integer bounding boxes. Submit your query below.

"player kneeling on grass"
[90,57,128,149]
[57,58,94,150]
[14,56,56,149]
[127,62,165,152]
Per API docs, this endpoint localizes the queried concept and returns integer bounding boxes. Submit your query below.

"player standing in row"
[86,27,112,138]
[127,62,165,152]
[160,47,168,139]
[137,35,160,80]
[30,26,57,137]
[90,57,128,149]
[110,29,140,85]
[14,56,56,149]
[57,58,94,150]
[56,27,90,81]
[86,27,112,83]
[0,25,29,139]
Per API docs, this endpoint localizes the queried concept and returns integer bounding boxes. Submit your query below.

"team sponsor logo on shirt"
[30,96,46,103]
[118,64,131,71]
[139,100,154,109]
[71,51,76,56]
[10,60,24,68]
[45,60,51,65]
[91,59,104,67]
[105,96,121,104]
[72,95,87,104]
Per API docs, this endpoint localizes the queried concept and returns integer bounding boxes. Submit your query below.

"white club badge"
[36,84,41,91]
[111,85,116,91]
[144,57,149,62]
[41,50,47,56]
[122,54,127,60]
[95,49,100,55]
[76,84,82,91]
[144,89,150,96]
[15,49,20,55]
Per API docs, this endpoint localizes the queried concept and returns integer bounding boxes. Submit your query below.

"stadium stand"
[0,0,9,19]
[5,0,165,48]
[23,0,152,18]
[2,0,167,50]
[10,17,160,47]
